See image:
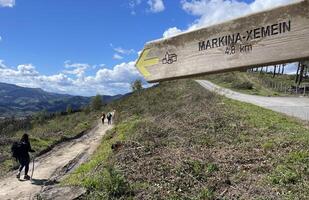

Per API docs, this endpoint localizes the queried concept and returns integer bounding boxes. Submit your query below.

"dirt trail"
[0,121,112,200]
[197,80,309,121]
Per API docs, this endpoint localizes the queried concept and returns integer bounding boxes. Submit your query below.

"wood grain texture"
[137,0,309,83]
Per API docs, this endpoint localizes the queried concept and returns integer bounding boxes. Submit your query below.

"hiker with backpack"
[111,110,116,124]
[107,112,112,125]
[12,133,35,180]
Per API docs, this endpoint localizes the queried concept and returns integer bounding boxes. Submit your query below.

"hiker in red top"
[14,134,35,180]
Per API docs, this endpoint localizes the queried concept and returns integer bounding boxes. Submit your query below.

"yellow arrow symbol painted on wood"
[136,48,159,77]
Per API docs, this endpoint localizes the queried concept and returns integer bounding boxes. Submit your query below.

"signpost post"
[136,0,309,83]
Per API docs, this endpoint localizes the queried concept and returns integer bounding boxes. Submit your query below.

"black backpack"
[11,142,23,160]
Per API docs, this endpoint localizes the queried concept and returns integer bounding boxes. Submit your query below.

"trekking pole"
[30,154,35,181]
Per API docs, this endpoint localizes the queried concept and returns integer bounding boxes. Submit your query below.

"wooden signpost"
[136,0,309,83]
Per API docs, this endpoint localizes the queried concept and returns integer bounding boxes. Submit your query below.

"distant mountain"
[0,82,123,117]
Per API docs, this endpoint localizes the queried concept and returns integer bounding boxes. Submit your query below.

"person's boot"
[24,175,30,180]
[16,172,20,179]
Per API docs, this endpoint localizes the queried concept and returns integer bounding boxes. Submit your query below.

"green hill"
[64,79,309,199]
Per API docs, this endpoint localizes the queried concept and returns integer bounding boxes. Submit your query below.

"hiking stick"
[30,155,35,181]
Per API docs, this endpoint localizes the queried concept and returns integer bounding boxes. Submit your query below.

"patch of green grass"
[269,150,309,186]
[63,118,140,199]
[197,187,215,200]
[286,150,309,164]
[261,141,275,151]
[188,160,205,178]
[224,98,309,137]
[100,166,132,198]
[270,165,300,185]
[207,163,219,174]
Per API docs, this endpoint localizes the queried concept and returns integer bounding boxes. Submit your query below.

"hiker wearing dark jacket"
[107,112,112,125]
[101,112,106,124]
[16,134,35,180]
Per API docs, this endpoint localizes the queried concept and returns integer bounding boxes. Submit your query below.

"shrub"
[232,81,254,90]
[131,79,143,92]
[103,166,131,197]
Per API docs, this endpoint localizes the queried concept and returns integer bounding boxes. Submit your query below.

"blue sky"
[0,0,297,96]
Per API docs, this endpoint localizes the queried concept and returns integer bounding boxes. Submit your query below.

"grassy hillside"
[64,79,309,199]
[0,110,100,176]
[205,71,308,96]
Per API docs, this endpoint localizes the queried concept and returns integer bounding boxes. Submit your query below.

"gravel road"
[197,80,309,121]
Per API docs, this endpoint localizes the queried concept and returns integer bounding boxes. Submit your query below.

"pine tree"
[66,104,73,114]
[91,95,103,111]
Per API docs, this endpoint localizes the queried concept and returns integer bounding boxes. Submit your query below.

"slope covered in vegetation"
[65,79,309,199]
[206,71,309,97]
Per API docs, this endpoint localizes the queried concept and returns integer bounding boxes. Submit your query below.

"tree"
[34,109,48,124]
[82,105,91,114]
[131,79,143,92]
[91,94,103,111]
[66,104,73,114]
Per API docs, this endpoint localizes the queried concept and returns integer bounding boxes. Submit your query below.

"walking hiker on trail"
[112,110,116,124]
[107,112,112,125]
[12,133,35,180]
[101,112,106,124]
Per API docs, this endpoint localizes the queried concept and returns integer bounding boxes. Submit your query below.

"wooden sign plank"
[136,0,309,83]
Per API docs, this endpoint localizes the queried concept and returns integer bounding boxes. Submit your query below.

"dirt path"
[197,80,309,121]
[0,121,112,200]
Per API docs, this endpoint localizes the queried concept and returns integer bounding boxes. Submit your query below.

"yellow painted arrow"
[136,48,159,77]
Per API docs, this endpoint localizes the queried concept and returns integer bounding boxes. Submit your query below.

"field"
[64,79,309,199]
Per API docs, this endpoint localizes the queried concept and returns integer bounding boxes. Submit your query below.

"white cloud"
[129,0,165,14]
[0,60,7,69]
[63,61,89,78]
[163,0,299,38]
[129,0,142,8]
[110,44,135,60]
[113,53,124,60]
[0,36,2,42]
[0,0,15,7]
[17,64,39,76]
[74,61,144,95]
[92,61,140,83]
[147,0,165,13]
[129,0,143,14]
[0,59,144,96]
[111,44,135,55]
[163,27,182,38]
[114,47,135,55]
